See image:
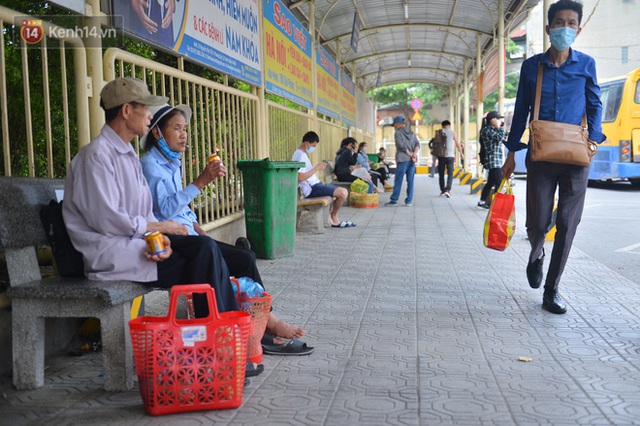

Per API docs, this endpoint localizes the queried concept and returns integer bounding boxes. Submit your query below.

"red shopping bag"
[483,179,516,251]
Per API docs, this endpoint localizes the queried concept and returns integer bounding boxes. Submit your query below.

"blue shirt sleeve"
[505,60,534,152]
[584,58,606,143]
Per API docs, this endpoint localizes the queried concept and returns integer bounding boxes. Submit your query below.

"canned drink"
[144,231,166,255]
[207,153,221,163]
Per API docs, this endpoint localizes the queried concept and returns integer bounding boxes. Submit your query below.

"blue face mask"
[156,128,182,161]
[549,26,577,51]
[306,146,316,154]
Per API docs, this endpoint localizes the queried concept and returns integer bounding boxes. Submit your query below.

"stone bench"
[0,177,151,391]
[296,196,333,234]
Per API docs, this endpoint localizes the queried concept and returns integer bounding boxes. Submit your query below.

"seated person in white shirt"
[292,131,353,228]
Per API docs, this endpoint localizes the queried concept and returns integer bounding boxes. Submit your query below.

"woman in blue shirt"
[140,104,312,354]
[356,141,389,189]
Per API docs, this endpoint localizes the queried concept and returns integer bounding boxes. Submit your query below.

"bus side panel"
[514,148,528,173]
[633,128,640,163]
[589,146,618,180]
[512,145,640,180]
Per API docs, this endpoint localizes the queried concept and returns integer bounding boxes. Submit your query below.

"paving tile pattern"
[1,176,639,425]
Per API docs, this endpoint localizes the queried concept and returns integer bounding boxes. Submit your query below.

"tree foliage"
[483,72,520,113]
[371,83,448,124]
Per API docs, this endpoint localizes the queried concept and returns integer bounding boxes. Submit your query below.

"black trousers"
[335,172,358,182]
[151,234,238,316]
[437,157,454,191]
[481,168,503,202]
[216,240,264,287]
[525,155,589,291]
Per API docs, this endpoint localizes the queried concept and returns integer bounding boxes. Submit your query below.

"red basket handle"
[231,277,241,294]
[168,284,220,324]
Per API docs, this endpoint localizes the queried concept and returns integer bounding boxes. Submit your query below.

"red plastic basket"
[232,278,271,364]
[129,284,250,416]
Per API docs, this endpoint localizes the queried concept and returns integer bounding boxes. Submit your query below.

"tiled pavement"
[1,175,640,425]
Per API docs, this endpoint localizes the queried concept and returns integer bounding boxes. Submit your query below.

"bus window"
[600,82,624,122]
[635,80,640,104]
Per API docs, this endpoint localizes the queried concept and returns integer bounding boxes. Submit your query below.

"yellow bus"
[592,67,640,185]
[510,67,640,186]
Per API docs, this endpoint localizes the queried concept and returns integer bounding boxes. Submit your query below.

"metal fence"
[103,48,260,229]
[0,6,90,178]
[0,5,375,229]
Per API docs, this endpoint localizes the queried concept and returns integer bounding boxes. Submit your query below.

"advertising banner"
[263,0,313,109]
[316,45,340,119]
[50,0,85,14]
[112,0,261,86]
[340,73,356,127]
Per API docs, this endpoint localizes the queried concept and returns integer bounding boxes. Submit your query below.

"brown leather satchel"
[528,64,597,167]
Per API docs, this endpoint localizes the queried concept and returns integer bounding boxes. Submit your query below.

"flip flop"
[245,361,264,377]
[262,338,315,356]
[331,220,356,228]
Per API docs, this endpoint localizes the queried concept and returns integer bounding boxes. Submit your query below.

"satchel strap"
[534,63,586,127]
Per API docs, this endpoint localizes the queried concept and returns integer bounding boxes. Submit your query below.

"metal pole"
[476,34,484,178]
[543,0,551,51]
[83,0,105,140]
[463,59,470,174]
[498,0,505,115]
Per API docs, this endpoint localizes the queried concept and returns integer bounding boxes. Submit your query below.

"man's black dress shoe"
[526,255,544,288]
[542,291,567,314]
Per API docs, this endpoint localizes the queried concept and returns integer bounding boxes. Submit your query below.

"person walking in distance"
[477,111,507,209]
[385,116,420,207]
[501,0,606,314]
[437,120,464,198]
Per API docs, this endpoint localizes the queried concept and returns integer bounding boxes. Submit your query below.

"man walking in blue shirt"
[502,0,606,314]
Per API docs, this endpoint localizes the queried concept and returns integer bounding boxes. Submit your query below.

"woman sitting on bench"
[334,137,374,193]
[356,141,389,190]
[140,103,314,356]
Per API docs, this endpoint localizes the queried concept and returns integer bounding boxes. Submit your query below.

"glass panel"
[600,82,624,122]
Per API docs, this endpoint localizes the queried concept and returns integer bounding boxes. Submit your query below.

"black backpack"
[430,129,448,157]
[40,200,85,277]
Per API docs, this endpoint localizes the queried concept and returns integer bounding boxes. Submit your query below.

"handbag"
[483,179,516,251]
[528,63,597,167]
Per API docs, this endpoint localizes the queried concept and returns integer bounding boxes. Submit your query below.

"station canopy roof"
[283,0,540,89]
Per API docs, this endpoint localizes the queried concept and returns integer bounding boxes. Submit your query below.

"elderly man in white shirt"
[63,77,238,316]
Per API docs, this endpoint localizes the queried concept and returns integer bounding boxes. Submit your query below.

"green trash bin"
[367,153,379,163]
[237,159,304,259]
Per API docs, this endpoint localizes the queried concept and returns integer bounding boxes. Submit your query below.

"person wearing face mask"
[477,111,507,209]
[356,142,389,189]
[140,104,314,361]
[501,0,606,315]
[334,137,375,194]
[292,131,353,228]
